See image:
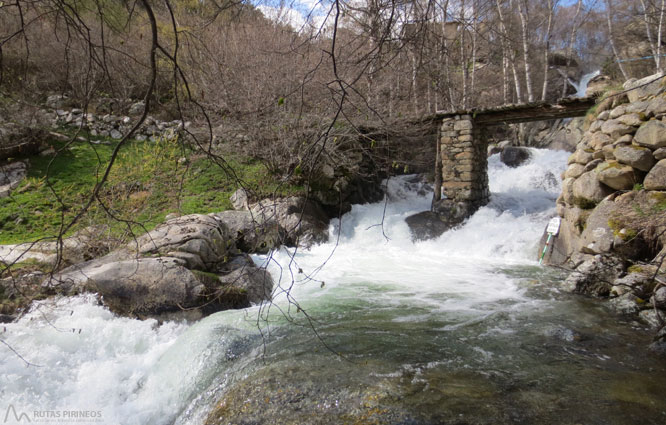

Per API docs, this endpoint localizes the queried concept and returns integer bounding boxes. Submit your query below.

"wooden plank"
[427,97,596,126]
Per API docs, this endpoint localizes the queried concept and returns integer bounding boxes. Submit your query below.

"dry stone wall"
[548,73,666,341]
[433,115,489,223]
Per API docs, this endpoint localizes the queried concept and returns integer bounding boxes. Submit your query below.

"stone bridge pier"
[428,97,596,226]
[432,114,490,224]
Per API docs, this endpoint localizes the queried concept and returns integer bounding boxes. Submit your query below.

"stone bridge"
[426,97,596,224]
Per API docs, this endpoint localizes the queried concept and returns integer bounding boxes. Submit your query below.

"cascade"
[2,148,666,425]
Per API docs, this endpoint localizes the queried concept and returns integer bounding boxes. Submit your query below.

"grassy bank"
[0,132,303,245]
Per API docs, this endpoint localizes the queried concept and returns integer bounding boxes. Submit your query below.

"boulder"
[562,177,576,205]
[250,197,329,248]
[500,146,531,167]
[579,198,616,255]
[564,163,586,179]
[47,256,272,317]
[634,120,666,149]
[568,149,594,165]
[0,124,46,161]
[645,96,666,118]
[216,266,273,305]
[572,171,613,208]
[652,287,666,309]
[623,72,665,102]
[0,161,28,198]
[561,255,624,296]
[52,257,206,316]
[609,105,627,119]
[588,132,613,150]
[405,211,452,241]
[135,214,232,271]
[608,293,642,315]
[128,101,145,116]
[644,159,666,190]
[626,100,650,114]
[230,188,250,210]
[540,216,581,265]
[212,210,279,254]
[614,145,655,171]
[596,161,637,190]
[600,119,634,139]
[654,148,666,160]
[617,113,644,127]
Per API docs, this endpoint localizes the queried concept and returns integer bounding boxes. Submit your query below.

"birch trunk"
[657,0,665,71]
[562,0,583,98]
[518,0,534,102]
[605,0,629,80]
[541,0,555,101]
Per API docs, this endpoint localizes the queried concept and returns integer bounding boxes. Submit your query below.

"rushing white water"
[568,70,601,98]
[6,148,662,425]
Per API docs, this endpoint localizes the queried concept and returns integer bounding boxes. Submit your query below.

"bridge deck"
[430,97,596,126]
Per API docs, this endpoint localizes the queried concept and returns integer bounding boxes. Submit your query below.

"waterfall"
[567,70,601,97]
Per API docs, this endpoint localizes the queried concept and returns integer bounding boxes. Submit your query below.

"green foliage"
[0,132,303,244]
[573,196,597,210]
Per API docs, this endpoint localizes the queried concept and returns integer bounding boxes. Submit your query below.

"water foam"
[0,148,569,424]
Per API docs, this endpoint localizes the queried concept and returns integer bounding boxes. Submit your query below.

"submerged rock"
[250,196,329,249]
[405,211,452,241]
[500,146,531,168]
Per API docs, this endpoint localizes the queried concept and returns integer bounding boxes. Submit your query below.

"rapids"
[2,149,666,425]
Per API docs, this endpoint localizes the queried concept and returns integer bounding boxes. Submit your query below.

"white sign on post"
[546,217,561,236]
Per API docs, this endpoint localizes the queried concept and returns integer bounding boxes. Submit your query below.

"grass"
[0,131,304,245]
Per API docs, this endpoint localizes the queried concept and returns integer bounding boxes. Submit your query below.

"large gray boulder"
[217,266,273,305]
[644,159,666,190]
[212,210,279,254]
[250,197,329,248]
[405,211,452,241]
[500,146,531,168]
[634,120,666,149]
[579,198,616,255]
[134,214,232,271]
[572,171,613,208]
[568,149,594,165]
[47,256,273,317]
[53,257,205,315]
[561,255,624,296]
[596,161,637,190]
[40,213,275,319]
[614,145,655,171]
[600,119,634,139]
[623,72,665,102]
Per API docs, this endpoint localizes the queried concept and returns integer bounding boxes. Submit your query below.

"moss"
[627,265,645,274]
[574,196,598,210]
[192,269,221,287]
[608,218,638,240]
[649,192,666,212]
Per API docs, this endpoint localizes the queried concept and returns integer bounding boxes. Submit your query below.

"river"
[2,149,666,425]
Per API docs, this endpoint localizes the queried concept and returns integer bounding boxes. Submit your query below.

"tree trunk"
[541,0,554,101]
[605,0,629,80]
[562,0,583,98]
[518,0,534,102]
[658,0,665,71]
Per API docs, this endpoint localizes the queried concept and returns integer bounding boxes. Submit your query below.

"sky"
[255,0,332,31]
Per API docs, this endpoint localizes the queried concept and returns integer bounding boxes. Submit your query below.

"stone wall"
[547,73,666,342]
[433,115,489,223]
